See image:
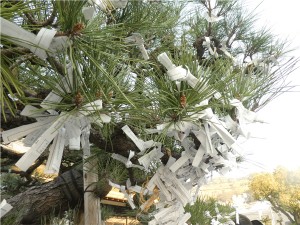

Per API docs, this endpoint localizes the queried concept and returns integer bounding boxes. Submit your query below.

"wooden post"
[81,122,102,225]
[83,158,102,225]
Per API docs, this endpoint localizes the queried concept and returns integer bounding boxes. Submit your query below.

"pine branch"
[0,47,31,58]
[23,7,56,27]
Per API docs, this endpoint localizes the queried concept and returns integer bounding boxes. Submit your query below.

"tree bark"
[1,169,106,225]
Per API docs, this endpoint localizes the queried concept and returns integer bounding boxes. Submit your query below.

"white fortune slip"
[157,52,199,88]
[20,105,49,119]
[204,11,223,23]
[203,36,218,57]
[202,108,236,147]
[138,147,164,170]
[192,145,206,167]
[169,150,192,173]
[79,99,102,116]
[125,33,149,60]
[121,125,145,152]
[0,17,68,60]
[111,150,144,169]
[89,0,128,11]
[82,7,95,20]
[45,127,66,174]
[1,116,56,144]
[0,199,13,219]
[15,113,69,171]
[65,118,81,151]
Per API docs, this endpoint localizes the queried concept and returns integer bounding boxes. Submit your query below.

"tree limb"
[268,198,295,223]
[24,8,57,27]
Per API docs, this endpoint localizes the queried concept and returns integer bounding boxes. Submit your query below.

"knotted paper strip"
[125,33,149,60]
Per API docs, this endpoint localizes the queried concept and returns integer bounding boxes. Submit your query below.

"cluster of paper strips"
[1,58,110,173]
[105,53,263,224]
[1,13,263,223]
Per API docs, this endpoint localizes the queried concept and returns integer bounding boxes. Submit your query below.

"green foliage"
[0,0,299,223]
[185,196,234,224]
[0,173,27,196]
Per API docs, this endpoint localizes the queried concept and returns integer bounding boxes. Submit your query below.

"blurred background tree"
[249,167,300,225]
[0,0,298,224]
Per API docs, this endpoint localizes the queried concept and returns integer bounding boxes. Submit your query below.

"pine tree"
[0,0,298,224]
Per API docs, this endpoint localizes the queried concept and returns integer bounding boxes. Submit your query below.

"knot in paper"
[167,66,189,81]
[30,28,57,60]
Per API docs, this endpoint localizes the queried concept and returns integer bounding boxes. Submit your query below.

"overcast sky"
[229,0,300,177]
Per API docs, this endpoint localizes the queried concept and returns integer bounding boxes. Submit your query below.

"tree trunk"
[1,169,102,225]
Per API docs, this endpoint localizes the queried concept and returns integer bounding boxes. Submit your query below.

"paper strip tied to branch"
[3,98,109,173]
[89,0,128,11]
[15,113,70,171]
[121,125,154,153]
[0,17,68,60]
[125,33,149,60]
[230,99,264,138]
[157,52,199,88]
[203,36,219,57]
[111,150,144,170]
[204,11,223,23]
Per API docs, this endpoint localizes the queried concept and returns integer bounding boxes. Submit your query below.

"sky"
[229,0,300,176]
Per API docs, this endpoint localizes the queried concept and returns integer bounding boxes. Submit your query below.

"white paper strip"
[169,151,191,173]
[0,17,36,50]
[111,152,144,169]
[121,125,145,151]
[23,128,47,146]
[45,127,66,174]
[220,43,233,59]
[0,18,67,59]
[111,0,128,8]
[119,185,136,209]
[79,100,103,116]
[91,0,128,10]
[146,173,159,192]
[65,118,81,150]
[154,204,177,220]
[0,199,13,219]
[82,7,95,20]
[20,105,48,118]
[230,99,264,123]
[125,33,149,60]
[40,91,63,111]
[138,147,164,170]
[15,113,69,171]
[178,212,191,224]
[192,145,206,167]
[203,108,236,147]
[30,28,57,59]
[1,116,56,143]
[204,12,223,23]
[49,36,69,54]
[203,36,218,57]
[157,53,199,88]
[155,176,172,201]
